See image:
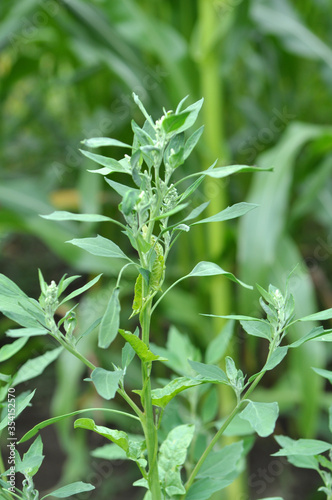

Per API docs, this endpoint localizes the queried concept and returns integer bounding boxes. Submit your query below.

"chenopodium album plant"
[1,94,332,500]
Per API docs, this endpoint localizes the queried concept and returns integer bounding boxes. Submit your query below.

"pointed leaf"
[239,401,279,437]
[162,111,190,135]
[74,418,129,450]
[67,236,131,261]
[183,126,204,160]
[104,178,137,197]
[6,327,49,338]
[273,435,332,456]
[312,367,332,384]
[299,308,332,322]
[13,347,63,387]
[188,359,228,383]
[91,367,123,400]
[183,201,210,222]
[41,482,95,499]
[81,137,131,148]
[119,330,166,363]
[289,326,332,348]
[41,211,112,222]
[137,377,205,409]
[187,261,252,289]
[22,436,43,477]
[201,165,273,179]
[98,287,121,349]
[263,346,289,371]
[0,390,36,432]
[240,320,272,340]
[0,337,28,362]
[121,327,139,369]
[206,321,234,364]
[193,202,257,225]
[60,274,102,305]
[197,441,243,479]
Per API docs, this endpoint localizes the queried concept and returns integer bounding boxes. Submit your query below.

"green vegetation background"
[1,0,332,499]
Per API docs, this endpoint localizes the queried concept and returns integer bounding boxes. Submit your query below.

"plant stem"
[51,334,96,371]
[182,370,266,497]
[140,300,162,499]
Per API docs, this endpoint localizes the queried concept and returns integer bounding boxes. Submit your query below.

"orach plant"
[1,95,332,500]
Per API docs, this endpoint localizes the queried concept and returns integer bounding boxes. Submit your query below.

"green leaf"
[122,327,139,368]
[193,202,257,225]
[81,137,131,148]
[19,407,139,443]
[186,475,240,500]
[22,436,43,477]
[273,435,332,456]
[91,444,127,461]
[201,165,273,179]
[81,150,130,174]
[287,454,320,471]
[139,377,205,408]
[179,175,205,202]
[205,321,234,364]
[158,424,195,496]
[0,337,28,362]
[67,235,131,261]
[187,261,252,289]
[15,452,44,476]
[239,401,279,437]
[60,274,102,305]
[104,178,137,197]
[74,418,128,449]
[91,367,123,400]
[40,211,112,222]
[0,294,45,329]
[299,308,332,322]
[162,111,190,135]
[289,326,331,348]
[154,202,189,220]
[119,330,166,363]
[240,320,272,340]
[183,126,204,161]
[13,347,63,387]
[98,287,121,349]
[197,441,243,479]
[263,346,289,371]
[0,390,36,432]
[41,482,95,499]
[6,327,49,338]
[183,201,210,223]
[312,367,332,384]
[188,359,228,383]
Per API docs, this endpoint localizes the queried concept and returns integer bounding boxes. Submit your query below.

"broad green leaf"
[98,287,121,349]
[119,330,166,363]
[15,453,44,476]
[13,347,63,387]
[81,137,131,148]
[0,337,28,362]
[201,165,272,179]
[136,377,205,408]
[206,321,234,364]
[91,367,123,400]
[217,413,255,436]
[122,327,139,368]
[60,274,102,305]
[186,474,240,500]
[158,424,194,496]
[263,346,289,371]
[273,435,332,456]
[6,327,49,338]
[299,308,332,322]
[0,273,27,297]
[162,111,190,134]
[41,482,95,499]
[22,436,43,477]
[19,407,139,443]
[193,202,257,225]
[91,444,127,461]
[0,390,36,432]
[0,294,45,329]
[81,150,130,174]
[239,401,279,437]
[197,441,243,479]
[67,235,131,261]
[240,320,272,340]
[41,211,112,222]
[312,367,332,384]
[188,359,228,383]
[104,178,136,197]
[287,455,320,471]
[187,261,252,289]
[74,418,128,449]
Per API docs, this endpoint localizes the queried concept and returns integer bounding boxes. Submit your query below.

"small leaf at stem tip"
[60,274,102,305]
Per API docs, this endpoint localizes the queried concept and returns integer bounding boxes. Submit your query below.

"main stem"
[140,300,162,499]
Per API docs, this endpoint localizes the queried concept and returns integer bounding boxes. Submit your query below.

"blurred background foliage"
[1,0,332,499]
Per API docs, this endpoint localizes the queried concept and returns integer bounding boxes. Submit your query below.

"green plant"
[1,95,332,500]
[275,363,332,500]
